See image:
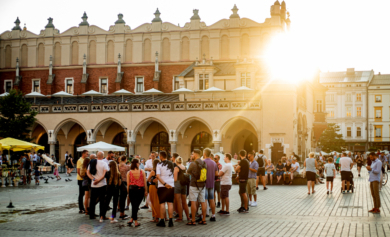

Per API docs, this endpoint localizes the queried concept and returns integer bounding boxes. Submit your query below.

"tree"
[318,123,346,153]
[0,89,37,141]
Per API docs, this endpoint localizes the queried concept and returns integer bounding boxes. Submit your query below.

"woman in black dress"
[67,154,74,176]
[356,153,364,177]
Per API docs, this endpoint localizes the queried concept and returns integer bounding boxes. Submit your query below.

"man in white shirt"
[218,153,233,215]
[143,152,156,209]
[339,152,353,193]
[290,158,300,183]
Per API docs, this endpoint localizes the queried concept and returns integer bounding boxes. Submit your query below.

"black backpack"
[257,155,264,168]
[178,167,190,186]
[24,159,30,169]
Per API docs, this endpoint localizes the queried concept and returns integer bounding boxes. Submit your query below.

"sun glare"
[262,32,319,84]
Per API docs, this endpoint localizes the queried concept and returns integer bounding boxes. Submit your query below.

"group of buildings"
[0,1,385,163]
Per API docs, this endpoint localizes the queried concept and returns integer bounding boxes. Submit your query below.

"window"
[100,78,108,94]
[357,107,361,117]
[375,126,382,138]
[65,78,73,94]
[136,77,144,93]
[375,107,382,121]
[32,79,40,93]
[173,76,180,91]
[356,93,361,101]
[375,95,382,102]
[316,100,322,112]
[241,72,251,88]
[327,110,334,118]
[347,127,351,137]
[357,127,361,137]
[198,74,209,91]
[4,80,12,93]
[346,85,351,87]
[329,94,334,102]
[346,107,351,117]
[346,94,351,102]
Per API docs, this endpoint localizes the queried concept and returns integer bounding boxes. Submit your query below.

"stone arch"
[54,42,61,65]
[30,121,49,144]
[220,116,259,136]
[125,39,132,62]
[176,117,213,140]
[201,35,209,59]
[143,38,151,62]
[37,43,45,66]
[92,117,127,141]
[5,45,11,68]
[21,44,28,67]
[181,36,189,61]
[107,40,114,63]
[53,118,87,140]
[89,40,96,64]
[71,41,79,65]
[133,117,169,141]
[162,38,170,61]
[241,34,250,57]
[221,35,229,59]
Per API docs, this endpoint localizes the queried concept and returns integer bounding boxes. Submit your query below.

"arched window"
[181,37,189,61]
[107,40,114,63]
[241,34,250,57]
[21,44,28,67]
[54,42,61,66]
[162,38,170,61]
[89,40,96,64]
[113,132,128,147]
[221,35,229,59]
[5,45,12,68]
[37,43,45,66]
[144,39,151,62]
[73,132,87,160]
[150,132,170,156]
[125,39,132,62]
[191,131,213,153]
[201,36,209,59]
[71,41,79,65]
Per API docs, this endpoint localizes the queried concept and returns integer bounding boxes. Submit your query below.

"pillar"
[128,142,135,156]
[170,141,177,154]
[213,142,221,153]
[49,142,56,157]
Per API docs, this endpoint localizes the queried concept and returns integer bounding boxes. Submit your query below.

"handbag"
[301,167,306,178]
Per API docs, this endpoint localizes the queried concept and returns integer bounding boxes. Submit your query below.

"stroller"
[340,171,354,193]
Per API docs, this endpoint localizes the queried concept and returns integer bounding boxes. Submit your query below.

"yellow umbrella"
[0,138,44,152]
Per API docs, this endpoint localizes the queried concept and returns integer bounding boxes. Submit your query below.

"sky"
[1,0,389,74]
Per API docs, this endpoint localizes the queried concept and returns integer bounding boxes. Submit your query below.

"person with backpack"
[256,150,268,190]
[173,156,190,222]
[186,149,207,226]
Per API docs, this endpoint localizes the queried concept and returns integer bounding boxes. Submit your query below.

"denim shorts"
[174,181,187,195]
[205,187,214,200]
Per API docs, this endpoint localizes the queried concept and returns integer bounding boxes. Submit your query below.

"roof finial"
[191,9,200,20]
[12,17,21,31]
[79,12,89,26]
[152,8,162,22]
[23,23,27,31]
[115,13,125,24]
[230,4,240,19]
[45,17,54,29]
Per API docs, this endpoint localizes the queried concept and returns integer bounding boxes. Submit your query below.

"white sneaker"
[249,201,252,205]
[99,218,103,223]
[330,191,333,194]
[110,219,118,223]
[251,202,257,207]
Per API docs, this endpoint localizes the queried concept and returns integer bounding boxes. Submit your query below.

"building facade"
[0,1,327,163]
[320,68,374,152]
[368,73,390,150]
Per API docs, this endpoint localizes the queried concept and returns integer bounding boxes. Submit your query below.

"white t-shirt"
[145,159,153,178]
[340,157,353,171]
[102,158,111,171]
[88,160,109,188]
[291,162,300,172]
[33,154,38,162]
[220,163,233,185]
[324,163,335,177]
[156,161,174,188]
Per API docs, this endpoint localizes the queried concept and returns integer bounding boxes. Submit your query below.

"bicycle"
[383,171,388,186]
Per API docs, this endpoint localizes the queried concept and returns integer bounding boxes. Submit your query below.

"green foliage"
[318,123,346,153]
[0,89,37,141]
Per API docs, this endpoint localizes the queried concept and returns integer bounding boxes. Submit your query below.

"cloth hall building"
[0,1,327,163]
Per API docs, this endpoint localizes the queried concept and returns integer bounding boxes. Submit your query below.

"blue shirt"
[379,155,387,164]
[248,160,259,179]
[369,159,382,182]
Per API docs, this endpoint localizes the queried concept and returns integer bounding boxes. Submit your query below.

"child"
[324,157,336,194]
[34,168,40,185]
[54,164,61,181]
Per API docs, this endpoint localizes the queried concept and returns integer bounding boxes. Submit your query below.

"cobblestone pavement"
[0,167,389,237]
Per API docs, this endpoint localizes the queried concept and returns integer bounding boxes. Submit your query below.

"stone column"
[213,142,221,153]
[49,142,56,157]
[128,142,135,156]
[170,141,177,154]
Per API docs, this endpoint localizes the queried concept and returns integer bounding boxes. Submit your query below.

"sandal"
[134,223,141,227]
[186,221,197,226]
[127,220,133,226]
[198,220,207,225]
